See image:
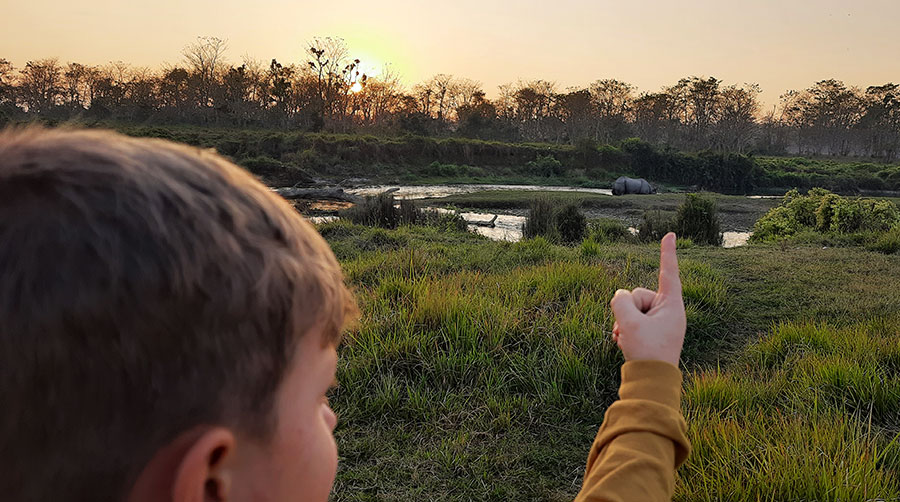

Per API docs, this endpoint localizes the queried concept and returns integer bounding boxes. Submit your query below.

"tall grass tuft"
[342,192,399,228]
[638,210,675,242]
[341,194,467,231]
[587,218,632,244]
[556,202,587,243]
[639,194,722,245]
[523,196,557,240]
[674,194,723,246]
[523,198,586,244]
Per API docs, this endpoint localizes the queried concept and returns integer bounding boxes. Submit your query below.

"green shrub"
[556,203,587,244]
[398,199,420,225]
[753,188,900,242]
[674,194,723,246]
[526,154,564,177]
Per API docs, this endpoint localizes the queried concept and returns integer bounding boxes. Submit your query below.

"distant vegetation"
[22,123,896,194]
[6,36,900,161]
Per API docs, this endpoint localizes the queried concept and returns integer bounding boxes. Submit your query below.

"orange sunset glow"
[5,0,900,107]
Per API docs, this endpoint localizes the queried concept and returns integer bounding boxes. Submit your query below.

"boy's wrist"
[618,360,683,409]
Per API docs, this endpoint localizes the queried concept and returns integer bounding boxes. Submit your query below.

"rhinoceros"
[612,176,655,195]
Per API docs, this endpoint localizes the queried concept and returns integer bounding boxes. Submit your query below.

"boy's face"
[232,330,339,501]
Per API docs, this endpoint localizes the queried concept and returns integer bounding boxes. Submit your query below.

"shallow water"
[346,184,613,199]
[308,184,753,246]
[723,231,751,248]
[311,212,752,246]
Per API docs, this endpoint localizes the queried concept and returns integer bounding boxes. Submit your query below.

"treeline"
[120,126,900,193]
[3,36,900,160]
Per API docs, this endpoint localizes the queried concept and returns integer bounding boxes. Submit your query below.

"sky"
[4,0,900,109]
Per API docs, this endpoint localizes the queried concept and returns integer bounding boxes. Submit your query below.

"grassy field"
[321,221,900,501]
[424,191,783,231]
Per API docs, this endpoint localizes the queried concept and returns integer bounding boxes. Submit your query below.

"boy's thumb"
[610,289,641,322]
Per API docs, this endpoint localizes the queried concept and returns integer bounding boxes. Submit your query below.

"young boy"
[0,128,688,502]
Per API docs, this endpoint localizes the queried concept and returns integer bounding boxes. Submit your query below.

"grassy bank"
[321,222,900,500]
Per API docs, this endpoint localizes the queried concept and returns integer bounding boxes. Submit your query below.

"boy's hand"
[609,232,686,367]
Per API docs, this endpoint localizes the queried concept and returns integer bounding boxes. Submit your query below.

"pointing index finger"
[658,232,682,296]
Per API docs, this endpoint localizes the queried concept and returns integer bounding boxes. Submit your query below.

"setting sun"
[349,81,363,93]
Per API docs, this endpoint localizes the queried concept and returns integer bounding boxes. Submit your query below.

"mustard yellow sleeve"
[574,360,691,502]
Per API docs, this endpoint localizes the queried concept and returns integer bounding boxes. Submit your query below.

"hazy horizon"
[5,0,900,108]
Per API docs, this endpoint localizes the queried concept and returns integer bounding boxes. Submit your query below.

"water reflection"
[347,184,613,199]
[723,231,751,248]
[311,211,752,247]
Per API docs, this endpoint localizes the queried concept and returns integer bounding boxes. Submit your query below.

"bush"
[673,194,723,246]
[752,188,900,242]
[556,203,587,244]
[574,137,599,169]
[527,154,564,177]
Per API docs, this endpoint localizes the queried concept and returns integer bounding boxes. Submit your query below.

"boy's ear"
[128,426,236,502]
[173,427,235,502]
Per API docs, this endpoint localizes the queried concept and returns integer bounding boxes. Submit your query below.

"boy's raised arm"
[575,232,691,502]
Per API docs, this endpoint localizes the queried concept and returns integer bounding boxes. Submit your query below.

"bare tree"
[713,83,761,153]
[18,59,63,113]
[183,36,228,109]
[589,79,634,142]
[0,59,16,106]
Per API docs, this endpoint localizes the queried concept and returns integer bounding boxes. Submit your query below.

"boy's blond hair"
[0,127,357,501]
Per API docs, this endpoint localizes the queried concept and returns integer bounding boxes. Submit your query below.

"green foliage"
[342,193,399,228]
[522,197,557,240]
[526,154,564,177]
[106,124,900,193]
[752,188,900,242]
[574,137,599,169]
[638,194,723,245]
[586,218,632,244]
[867,226,900,254]
[340,194,467,232]
[620,138,761,193]
[638,210,676,242]
[523,198,587,244]
[555,203,587,243]
[674,194,723,246]
[425,161,487,178]
[238,155,313,185]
